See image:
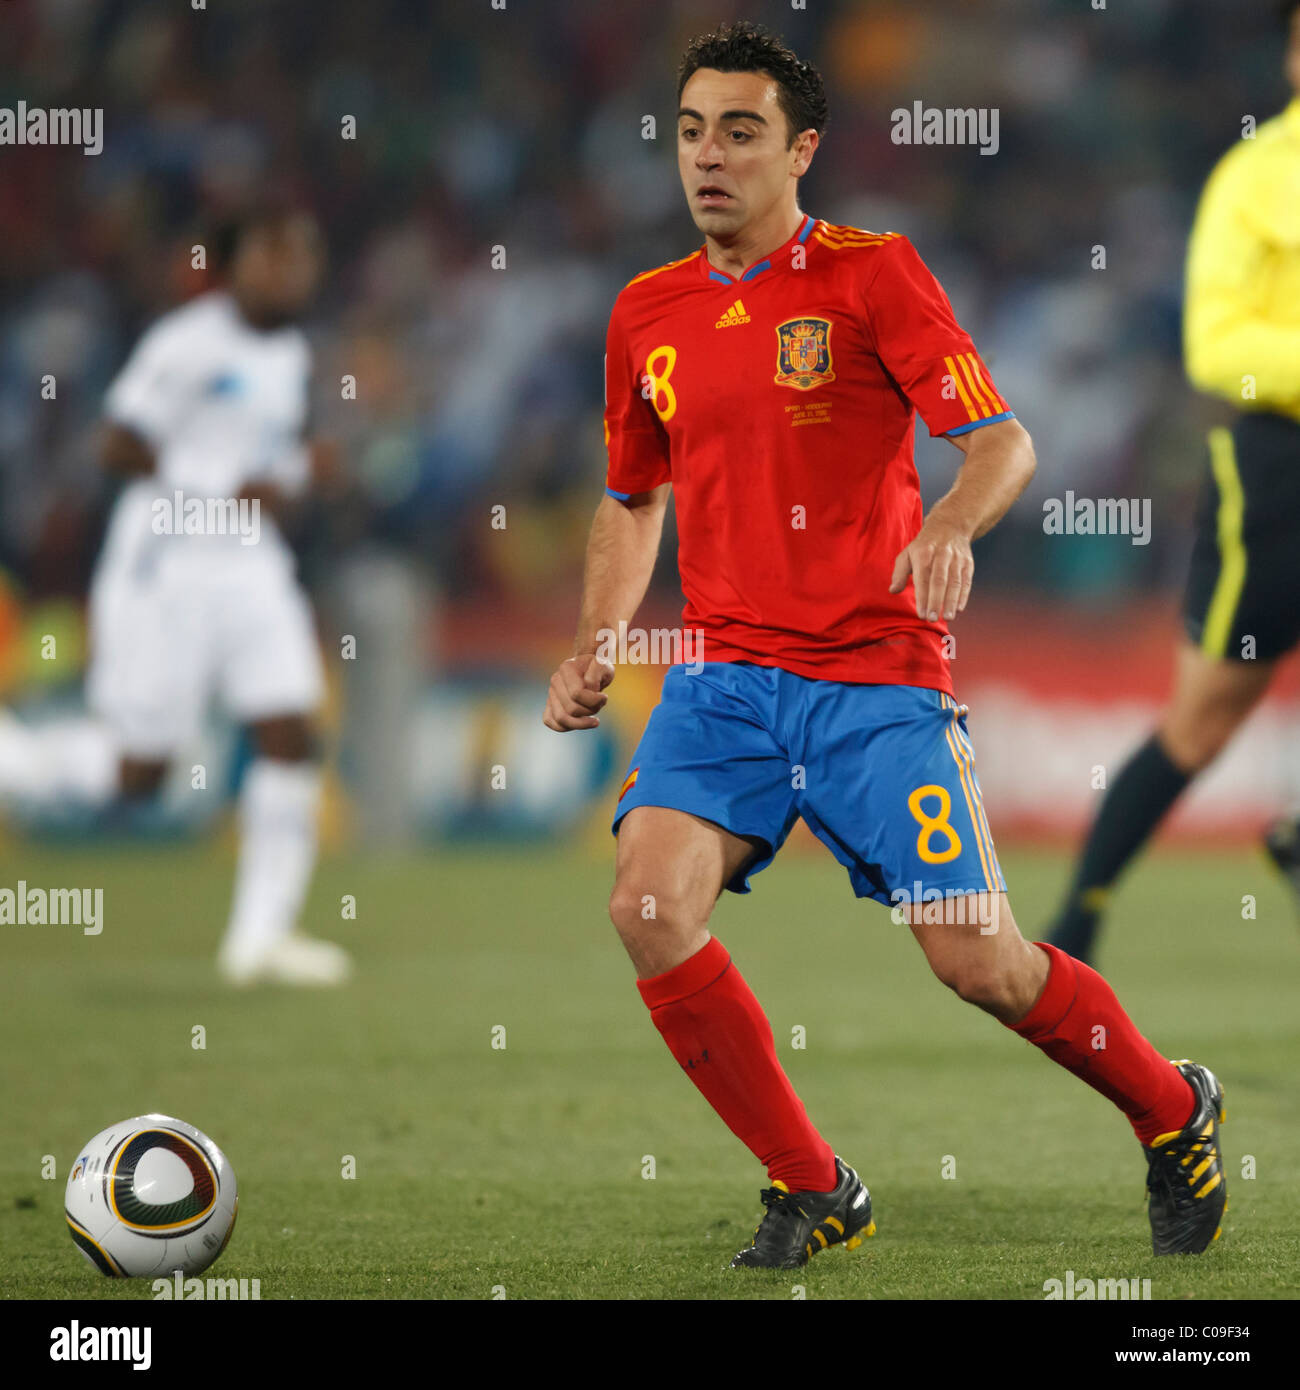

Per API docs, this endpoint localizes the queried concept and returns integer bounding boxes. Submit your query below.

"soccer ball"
[65,1114,237,1278]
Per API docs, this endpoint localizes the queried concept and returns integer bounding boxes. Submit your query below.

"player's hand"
[238,480,288,521]
[889,516,974,623]
[543,653,615,731]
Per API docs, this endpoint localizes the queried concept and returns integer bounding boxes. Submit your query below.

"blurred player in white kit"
[0,205,350,987]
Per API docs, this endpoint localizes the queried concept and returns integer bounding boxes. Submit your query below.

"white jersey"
[99,290,312,579]
[87,292,324,753]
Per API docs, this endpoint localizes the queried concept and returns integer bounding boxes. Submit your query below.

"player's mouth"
[696,185,734,207]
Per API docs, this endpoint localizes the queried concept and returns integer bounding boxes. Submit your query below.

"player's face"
[233,215,324,325]
[677,69,807,237]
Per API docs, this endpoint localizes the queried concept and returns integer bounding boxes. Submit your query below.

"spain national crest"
[774,316,835,391]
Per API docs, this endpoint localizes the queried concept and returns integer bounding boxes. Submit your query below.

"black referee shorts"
[1183,410,1300,663]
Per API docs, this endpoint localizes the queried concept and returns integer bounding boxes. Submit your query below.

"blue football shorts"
[611,661,1005,906]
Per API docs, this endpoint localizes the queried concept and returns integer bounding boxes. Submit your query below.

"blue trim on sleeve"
[605,486,632,501]
[946,410,1015,436]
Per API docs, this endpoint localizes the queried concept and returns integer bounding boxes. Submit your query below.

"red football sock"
[637,936,837,1193]
[1008,942,1196,1145]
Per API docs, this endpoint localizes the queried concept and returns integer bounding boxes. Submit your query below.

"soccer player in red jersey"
[543,21,1226,1266]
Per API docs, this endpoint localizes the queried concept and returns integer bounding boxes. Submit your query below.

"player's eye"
[729,130,751,141]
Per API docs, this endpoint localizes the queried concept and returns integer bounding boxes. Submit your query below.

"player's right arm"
[98,316,190,478]
[544,291,672,732]
[544,483,670,731]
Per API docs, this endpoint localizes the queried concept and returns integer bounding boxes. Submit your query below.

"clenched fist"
[542,653,616,731]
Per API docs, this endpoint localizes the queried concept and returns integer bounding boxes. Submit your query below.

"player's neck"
[229,288,292,334]
[703,204,806,280]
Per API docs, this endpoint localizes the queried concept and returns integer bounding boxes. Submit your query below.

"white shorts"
[87,544,325,760]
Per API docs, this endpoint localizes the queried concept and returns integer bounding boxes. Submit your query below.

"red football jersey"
[602,214,1013,692]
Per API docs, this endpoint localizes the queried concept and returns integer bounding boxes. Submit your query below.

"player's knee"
[1164,681,1261,771]
[934,957,1018,1013]
[1160,711,1236,772]
[608,879,690,944]
[609,881,660,938]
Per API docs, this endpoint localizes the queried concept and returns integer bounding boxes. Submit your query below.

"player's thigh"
[249,713,315,762]
[87,573,205,759]
[796,684,1004,907]
[1180,413,1300,697]
[611,662,798,900]
[1160,639,1274,768]
[612,804,764,929]
[218,567,324,725]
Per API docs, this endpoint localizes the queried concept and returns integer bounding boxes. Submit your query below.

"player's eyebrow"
[678,107,768,125]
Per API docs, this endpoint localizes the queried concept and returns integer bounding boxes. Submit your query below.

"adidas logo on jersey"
[715,299,751,329]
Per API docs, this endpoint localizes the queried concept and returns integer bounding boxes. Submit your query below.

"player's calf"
[917,898,1223,1252]
[219,710,347,986]
[613,808,838,1198]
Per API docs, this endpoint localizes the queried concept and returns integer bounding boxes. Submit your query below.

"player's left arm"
[888,417,1036,622]
[864,235,1035,622]
[99,317,186,475]
[239,348,344,517]
[237,440,342,519]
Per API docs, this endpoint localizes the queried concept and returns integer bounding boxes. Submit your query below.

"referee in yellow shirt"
[1049,0,1300,963]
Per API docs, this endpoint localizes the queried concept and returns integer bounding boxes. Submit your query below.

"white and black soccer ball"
[65,1114,238,1277]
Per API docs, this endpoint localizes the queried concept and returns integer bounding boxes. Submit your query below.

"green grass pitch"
[1,837,1297,1300]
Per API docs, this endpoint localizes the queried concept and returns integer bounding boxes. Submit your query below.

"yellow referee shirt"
[1184,98,1300,421]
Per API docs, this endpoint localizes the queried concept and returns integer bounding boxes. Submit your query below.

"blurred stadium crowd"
[0,0,1293,660]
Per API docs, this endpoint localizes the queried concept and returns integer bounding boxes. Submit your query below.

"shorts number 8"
[907,784,963,865]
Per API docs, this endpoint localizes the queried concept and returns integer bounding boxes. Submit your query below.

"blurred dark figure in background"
[1049,0,1300,963]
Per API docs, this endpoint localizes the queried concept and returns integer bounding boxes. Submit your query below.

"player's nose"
[694,135,725,166]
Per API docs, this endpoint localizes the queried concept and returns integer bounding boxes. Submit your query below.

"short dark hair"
[208,199,311,273]
[677,20,828,148]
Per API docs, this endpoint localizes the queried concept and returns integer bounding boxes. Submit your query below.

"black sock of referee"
[1048,734,1192,962]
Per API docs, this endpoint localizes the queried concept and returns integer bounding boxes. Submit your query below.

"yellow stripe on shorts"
[940,694,998,891]
[947,707,1001,887]
[1201,426,1247,660]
